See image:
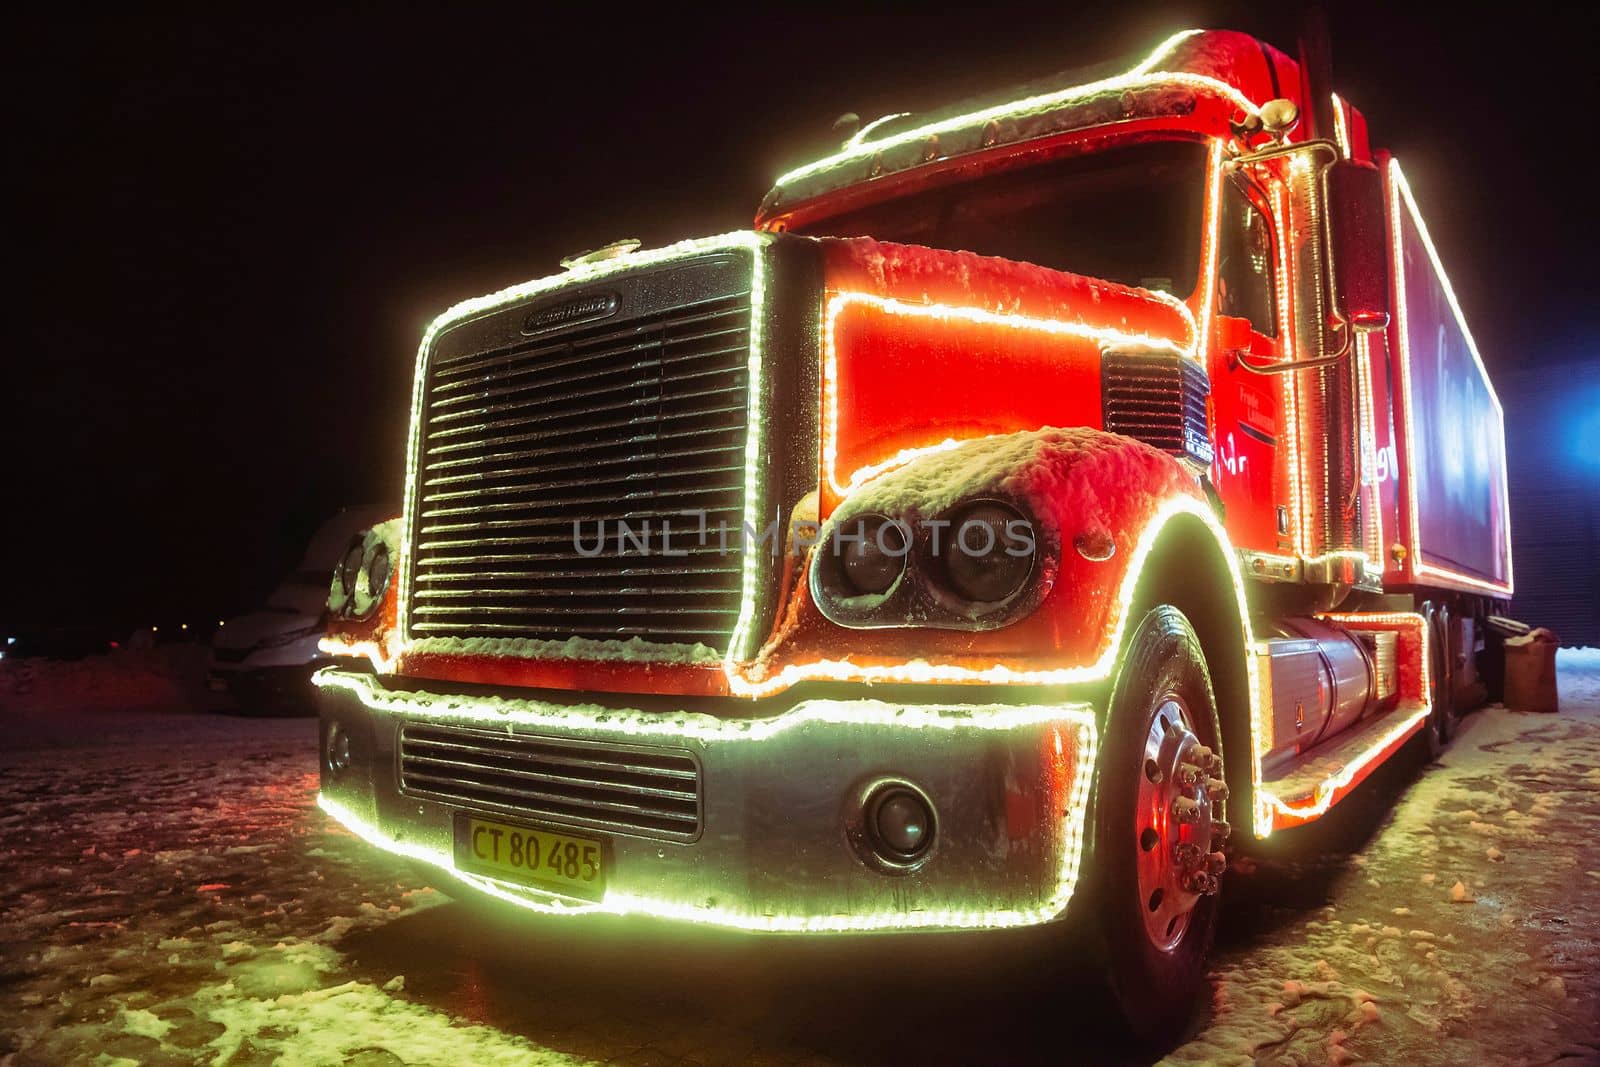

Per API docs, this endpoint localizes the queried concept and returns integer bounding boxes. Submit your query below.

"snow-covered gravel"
[1,651,1596,1065]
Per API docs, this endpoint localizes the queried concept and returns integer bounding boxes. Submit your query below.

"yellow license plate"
[453,815,606,900]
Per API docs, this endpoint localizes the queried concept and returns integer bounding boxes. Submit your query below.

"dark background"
[8,4,1598,637]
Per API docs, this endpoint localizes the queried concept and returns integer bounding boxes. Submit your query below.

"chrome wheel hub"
[1134,696,1230,952]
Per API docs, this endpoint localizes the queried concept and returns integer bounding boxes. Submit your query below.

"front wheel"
[1095,605,1229,1047]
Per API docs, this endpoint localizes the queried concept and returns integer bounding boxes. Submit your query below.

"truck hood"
[816,236,1197,350]
[814,236,1199,508]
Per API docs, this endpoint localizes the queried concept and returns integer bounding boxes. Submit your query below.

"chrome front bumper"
[314,669,1097,932]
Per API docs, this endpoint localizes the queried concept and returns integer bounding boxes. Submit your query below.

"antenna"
[1297,6,1336,143]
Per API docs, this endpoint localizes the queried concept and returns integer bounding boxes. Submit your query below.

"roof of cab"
[757,29,1306,226]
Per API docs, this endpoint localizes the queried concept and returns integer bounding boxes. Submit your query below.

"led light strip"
[845,112,912,147]
[314,691,1097,932]
[1330,92,1352,159]
[318,636,396,674]
[1194,139,1227,366]
[1256,611,1432,826]
[775,30,1260,189]
[820,292,1196,498]
[1332,98,1386,568]
[1354,334,1385,564]
[1269,181,1309,559]
[392,232,775,657]
[1386,162,1513,595]
[721,494,1261,707]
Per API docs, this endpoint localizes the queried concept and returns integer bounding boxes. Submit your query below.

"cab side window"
[1217,179,1277,336]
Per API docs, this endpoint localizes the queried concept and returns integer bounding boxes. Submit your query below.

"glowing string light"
[721,494,1260,708]
[1193,139,1226,366]
[393,232,775,656]
[1256,612,1432,828]
[313,687,1098,932]
[845,112,911,147]
[318,636,397,674]
[1269,181,1309,559]
[1386,162,1513,595]
[1330,92,1352,159]
[775,30,1259,189]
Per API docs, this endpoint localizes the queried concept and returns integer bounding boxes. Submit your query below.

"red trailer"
[313,27,1512,1041]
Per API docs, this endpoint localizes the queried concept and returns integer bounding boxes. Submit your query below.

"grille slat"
[421,382,746,445]
[399,724,702,839]
[409,621,734,638]
[1101,350,1213,466]
[432,300,751,376]
[423,402,747,459]
[420,460,747,506]
[408,268,754,650]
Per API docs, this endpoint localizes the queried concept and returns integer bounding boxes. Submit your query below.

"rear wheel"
[1096,606,1229,1047]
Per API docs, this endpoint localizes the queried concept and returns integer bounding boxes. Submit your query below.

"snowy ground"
[1,652,1597,1066]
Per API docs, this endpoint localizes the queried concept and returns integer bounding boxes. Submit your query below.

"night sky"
[10,3,1597,633]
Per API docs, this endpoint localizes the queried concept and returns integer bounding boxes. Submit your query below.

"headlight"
[839,515,910,595]
[366,543,391,598]
[339,538,365,598]
[937,501,1035,604]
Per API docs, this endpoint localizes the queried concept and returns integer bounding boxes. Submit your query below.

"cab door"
[1206,173,1291,558]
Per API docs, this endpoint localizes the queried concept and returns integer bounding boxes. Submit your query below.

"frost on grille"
[408,262,754,654]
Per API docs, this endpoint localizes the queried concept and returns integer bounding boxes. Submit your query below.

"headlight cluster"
[811,497,1050,631]
[327,527,396,621]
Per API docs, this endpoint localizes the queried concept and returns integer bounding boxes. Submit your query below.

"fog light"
[326,723,352,774]
[868,784,935,861]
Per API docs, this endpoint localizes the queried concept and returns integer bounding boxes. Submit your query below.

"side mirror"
[1326,159,1391,332]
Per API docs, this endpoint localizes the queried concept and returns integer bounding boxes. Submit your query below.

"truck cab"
[314,28,1511,1040]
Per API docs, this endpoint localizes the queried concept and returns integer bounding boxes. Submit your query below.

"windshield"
[795,139,1208,297]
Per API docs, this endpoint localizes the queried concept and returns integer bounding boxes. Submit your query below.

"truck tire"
[1095,605,1228,1047]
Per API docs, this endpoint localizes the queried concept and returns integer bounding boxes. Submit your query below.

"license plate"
[452,814,606,901]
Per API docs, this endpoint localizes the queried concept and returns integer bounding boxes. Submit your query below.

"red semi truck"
[316,28,1512,1038]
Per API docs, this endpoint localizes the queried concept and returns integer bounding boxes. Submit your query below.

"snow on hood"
[830,425,1197,537]
[821,237,1194,350]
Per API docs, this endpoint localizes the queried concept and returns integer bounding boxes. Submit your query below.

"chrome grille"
[399,722,701,840]
[1101,349,1213,466]
[409,261,753,650]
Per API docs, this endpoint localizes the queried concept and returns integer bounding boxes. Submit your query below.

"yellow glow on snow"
[775,29,1260,189]
[1386,162,1513,595]
[1355,333,1385,564]
[314,696,1098,932]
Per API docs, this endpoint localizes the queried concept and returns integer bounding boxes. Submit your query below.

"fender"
[732,428,1255,693]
